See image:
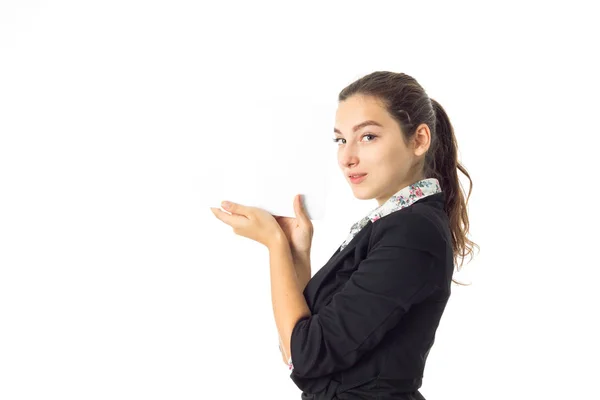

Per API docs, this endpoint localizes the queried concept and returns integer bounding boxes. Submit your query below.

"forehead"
[335,95,390,129]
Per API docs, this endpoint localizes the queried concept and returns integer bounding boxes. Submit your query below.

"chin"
[351,189,372,200]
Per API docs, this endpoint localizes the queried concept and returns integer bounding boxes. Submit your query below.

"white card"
[211,177,328,220]
[205,94,333,220]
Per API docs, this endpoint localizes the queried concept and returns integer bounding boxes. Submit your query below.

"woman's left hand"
[210,201,286,249]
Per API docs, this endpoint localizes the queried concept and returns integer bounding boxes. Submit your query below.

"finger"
[211,207,239,227]
[295,194,308,221]
[221,201,246,216]
[292,195,299,218]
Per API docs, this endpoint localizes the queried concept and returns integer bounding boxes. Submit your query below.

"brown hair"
[338,71,479,285]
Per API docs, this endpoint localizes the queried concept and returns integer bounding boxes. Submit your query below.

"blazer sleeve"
[289,212,444,379]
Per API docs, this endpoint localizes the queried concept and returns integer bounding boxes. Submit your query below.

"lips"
[349,174,367,184]
[348,173,367,178]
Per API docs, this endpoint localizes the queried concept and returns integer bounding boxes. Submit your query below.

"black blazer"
[289,191,453,400]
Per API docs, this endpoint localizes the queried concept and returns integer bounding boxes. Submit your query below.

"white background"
[1,1,599,399]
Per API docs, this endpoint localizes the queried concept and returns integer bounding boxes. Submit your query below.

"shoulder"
[369,203,448,257]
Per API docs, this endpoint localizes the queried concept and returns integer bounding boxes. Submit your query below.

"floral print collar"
[339,178,442,251]
[367,177,442,223]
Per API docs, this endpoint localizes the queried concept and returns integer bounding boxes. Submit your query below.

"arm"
[291,250,312,292]
[268,235,312,370]
[279,334,289,365]
[276,251,311,366]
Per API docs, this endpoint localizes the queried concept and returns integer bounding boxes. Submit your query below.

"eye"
[332,133,378,145]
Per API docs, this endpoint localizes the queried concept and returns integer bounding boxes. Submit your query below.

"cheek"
[377,155,407,176]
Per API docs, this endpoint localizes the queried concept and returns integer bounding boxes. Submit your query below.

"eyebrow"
[333,120,384,135]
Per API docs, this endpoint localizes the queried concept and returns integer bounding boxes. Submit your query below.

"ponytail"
[429,99,479,284]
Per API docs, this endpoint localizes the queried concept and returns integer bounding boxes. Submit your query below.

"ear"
[413,123,431,156]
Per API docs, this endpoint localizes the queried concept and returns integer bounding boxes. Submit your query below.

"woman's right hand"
[274,194,314,256]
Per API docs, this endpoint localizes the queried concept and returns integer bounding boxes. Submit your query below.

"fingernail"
[222,201,231,209]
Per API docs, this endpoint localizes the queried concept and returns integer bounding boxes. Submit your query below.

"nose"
[338,142,359,170]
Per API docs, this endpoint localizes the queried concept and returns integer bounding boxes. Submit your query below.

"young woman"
[211,71,478,399]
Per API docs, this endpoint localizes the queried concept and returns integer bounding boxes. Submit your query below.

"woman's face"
[334,95,430,206]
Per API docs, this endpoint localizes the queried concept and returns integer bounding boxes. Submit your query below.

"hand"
[210,201,285,249]
[273,194,314,257]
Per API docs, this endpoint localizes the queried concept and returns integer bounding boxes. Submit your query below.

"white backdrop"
[1,1,599,399]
